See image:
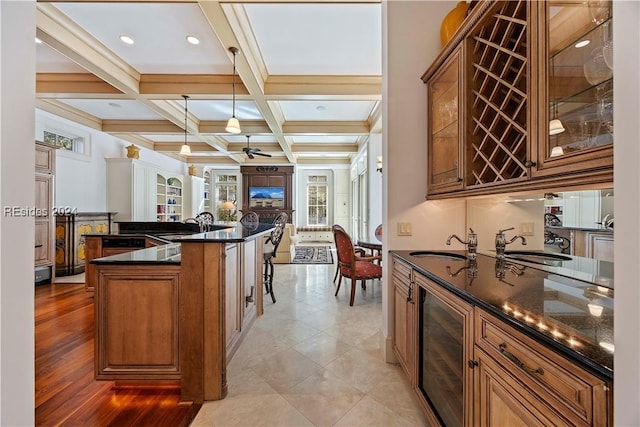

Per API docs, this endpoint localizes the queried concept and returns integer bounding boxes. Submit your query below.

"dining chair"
[332,224,382,306]
[263,213,287,303]
[332,224,365,284]
[239,211,259,228]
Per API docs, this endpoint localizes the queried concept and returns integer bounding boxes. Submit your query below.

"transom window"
[307,175,328,226]
[43,130,86,155]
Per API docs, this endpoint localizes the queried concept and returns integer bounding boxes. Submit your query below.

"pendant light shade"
[226,117,241,134]
[226,47,242,134]
[180,94,191,155]
[549,118,566,135]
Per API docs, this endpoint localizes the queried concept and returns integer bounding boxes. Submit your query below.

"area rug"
[291,246,333,264]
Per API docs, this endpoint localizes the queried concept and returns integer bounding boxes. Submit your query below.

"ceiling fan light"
[549,118,565,135]
[226,116,241,134]
[180,144,191,155]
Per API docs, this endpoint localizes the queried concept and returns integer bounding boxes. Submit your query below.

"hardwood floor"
[35,283,200,426]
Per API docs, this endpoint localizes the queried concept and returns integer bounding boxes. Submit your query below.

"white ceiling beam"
[283,121,370,135]
[264,75,381,100]
[154,142,219,152]
[198,1,296,162]
[292,144,358,153]
[36,99,103,131]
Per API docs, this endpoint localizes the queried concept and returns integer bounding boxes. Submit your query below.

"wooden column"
[179,242,227,403]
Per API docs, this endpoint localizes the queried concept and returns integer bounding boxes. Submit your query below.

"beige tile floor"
[190,259,429,427]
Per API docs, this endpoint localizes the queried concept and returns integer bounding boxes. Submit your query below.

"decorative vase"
[126,144,140,159]
[440,1,470,46]
[188,165,197,176]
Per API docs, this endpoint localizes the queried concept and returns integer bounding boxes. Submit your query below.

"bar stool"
[263,213,287,303]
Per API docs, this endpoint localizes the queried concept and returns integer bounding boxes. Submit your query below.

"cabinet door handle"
[407,283,414,304]
[524,160,536,168]
[35,244,43,248]
[498,342,544,376]
[468,360,478,368]
[245,285,255,307]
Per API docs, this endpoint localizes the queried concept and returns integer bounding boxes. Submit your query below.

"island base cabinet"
[95,266,181,381]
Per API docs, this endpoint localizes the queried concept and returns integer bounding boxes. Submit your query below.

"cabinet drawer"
[392,258,412,285]
[475,309,609,426]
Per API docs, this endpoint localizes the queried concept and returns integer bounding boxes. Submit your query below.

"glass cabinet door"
[539,0,613,171]
[427,48,463,194]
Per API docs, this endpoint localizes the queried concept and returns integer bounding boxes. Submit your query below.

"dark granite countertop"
[168,223,274,243]
[91,243,182,265]
[546,225,614,233]
[391,250,613,379]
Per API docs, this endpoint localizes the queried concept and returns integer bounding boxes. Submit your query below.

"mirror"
[467,188,613,262]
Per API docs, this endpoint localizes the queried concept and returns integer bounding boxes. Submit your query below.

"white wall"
[295,166,350,228]
[35,109,186,212]
[0,2,36,424]
[613,1,640,424]
[383,0,463,360]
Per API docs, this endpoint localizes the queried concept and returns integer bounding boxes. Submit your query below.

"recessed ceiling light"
[35,37,42,44]
[108,102,122,108]
[186,36,200,45]
[119,35,134,45]
[316,105,326,111]
[575,40,590,48]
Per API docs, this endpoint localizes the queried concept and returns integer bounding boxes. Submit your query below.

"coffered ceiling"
[35,1,383,165]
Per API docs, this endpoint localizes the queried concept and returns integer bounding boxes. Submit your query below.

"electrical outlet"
[398,222,412,236]
[519,222,534,236]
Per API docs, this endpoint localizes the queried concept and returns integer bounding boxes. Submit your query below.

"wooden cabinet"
[35,141,56,284]
[422,0,613,199]
[392,258,416,379]
[240,165,294,222]
[427,47,464,194]
[94,264,181,381]
[474,309,610,426]
[395,261,611,426]
[55,212,115,276]
[475,348,568,426]
[225,243,242,354]
[533,0,613,178]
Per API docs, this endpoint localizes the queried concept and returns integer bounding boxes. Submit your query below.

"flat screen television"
[248,186,285,209]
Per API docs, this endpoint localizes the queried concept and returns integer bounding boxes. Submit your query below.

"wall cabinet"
[35,141,56,284]
[106,159,187,222]
[427,47,464,194]
[533,0,613,177]
[422,0,613,199]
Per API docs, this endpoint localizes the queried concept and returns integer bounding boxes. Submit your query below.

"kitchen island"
[90,223,273,403]
[390,250,613,426]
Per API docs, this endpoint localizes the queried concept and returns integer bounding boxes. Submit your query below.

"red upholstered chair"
[332,225,382,306]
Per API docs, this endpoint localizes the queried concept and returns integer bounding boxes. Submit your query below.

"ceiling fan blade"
[254,152,272,157]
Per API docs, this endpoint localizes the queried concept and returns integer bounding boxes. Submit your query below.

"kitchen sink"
[409,251,467,260]
[504,251,572,265]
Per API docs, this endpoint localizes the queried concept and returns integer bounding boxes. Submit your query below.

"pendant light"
[226,47,241,134]
[180,94,191,155]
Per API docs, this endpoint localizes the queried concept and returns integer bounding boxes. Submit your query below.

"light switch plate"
[398,222,412,236]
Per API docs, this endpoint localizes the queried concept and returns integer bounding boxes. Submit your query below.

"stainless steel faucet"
[446,228,478,260]
[495,227,527,260]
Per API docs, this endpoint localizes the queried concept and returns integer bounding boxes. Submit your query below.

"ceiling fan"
[242,135,271,159]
